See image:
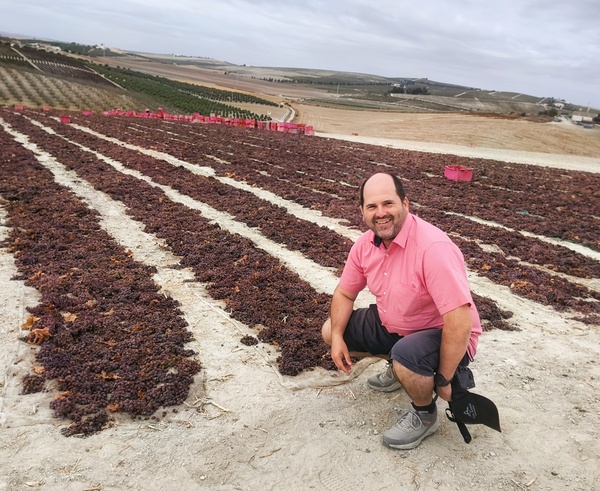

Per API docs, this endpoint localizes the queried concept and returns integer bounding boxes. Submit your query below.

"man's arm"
[435,304,472,401]
[329,284,359,373]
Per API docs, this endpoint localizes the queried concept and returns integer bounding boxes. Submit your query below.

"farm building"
[571,110,597,124]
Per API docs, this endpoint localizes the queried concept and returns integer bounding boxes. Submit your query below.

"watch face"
[435,373,449,387]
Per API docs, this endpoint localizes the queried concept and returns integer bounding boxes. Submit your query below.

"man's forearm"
[330,286,358,340]
[438,305,472,380]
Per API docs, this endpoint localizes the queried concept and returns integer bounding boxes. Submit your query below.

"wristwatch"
[434,373,451,387]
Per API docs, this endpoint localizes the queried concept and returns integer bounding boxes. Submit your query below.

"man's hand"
[331,337,352,374]
[327,285,359,374]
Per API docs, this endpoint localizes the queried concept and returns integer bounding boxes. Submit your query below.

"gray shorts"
[344,305,469,376]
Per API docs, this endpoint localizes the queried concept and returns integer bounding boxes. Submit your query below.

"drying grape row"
[0,129,200,436]
[22,109,600,319]
[1,107,598,435]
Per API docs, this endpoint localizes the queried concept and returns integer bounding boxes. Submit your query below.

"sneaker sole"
[383,419,440,450]
[367,381,402,392]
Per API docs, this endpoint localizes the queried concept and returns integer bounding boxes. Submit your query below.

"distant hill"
[87,50,578,116]
[0,36,585,117]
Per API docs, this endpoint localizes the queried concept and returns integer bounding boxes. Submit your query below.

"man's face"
[361,174,409,247]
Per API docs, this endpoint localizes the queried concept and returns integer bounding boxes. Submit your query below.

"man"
[322,172,482,449]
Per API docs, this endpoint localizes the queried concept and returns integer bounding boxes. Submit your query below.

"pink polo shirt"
[340,213,481,357]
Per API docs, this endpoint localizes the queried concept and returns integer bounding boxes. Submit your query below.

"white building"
[571,111,597,123]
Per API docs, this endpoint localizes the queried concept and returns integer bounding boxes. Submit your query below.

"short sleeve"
[422,241,473,315]
[339,241,368,293]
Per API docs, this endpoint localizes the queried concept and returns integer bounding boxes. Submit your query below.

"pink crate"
[60,115,71,124]
[444,165,473,182]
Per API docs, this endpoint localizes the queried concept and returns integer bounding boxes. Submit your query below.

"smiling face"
[360,173,409,248]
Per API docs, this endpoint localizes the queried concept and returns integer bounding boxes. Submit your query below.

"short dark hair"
[359,172,406,206]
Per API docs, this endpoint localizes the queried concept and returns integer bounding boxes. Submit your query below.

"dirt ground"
[294,105,600,159]
[1,102,600,491]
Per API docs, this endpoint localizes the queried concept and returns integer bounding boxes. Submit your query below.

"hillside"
[3,37,589,118]
[2,38,599,159]
[95,51,565,116]
[0,40,278,119]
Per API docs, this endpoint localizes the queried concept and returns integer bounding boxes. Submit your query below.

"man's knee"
[321,318,332,346]
[389,329,443,376]
[392,359,430,381]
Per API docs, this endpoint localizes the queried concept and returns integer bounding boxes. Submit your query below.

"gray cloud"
[2,0,598,107]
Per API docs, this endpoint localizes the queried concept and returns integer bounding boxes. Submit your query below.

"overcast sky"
[2,0,599,108]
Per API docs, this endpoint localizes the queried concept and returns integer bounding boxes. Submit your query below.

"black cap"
[447,387,501,433]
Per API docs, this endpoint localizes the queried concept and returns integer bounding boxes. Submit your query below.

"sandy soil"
[295,105,600,160]
[1,107,599,491]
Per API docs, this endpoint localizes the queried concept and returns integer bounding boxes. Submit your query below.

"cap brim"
[449,391,501,433]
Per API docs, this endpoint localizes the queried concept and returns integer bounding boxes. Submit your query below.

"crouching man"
[322,172,482,449]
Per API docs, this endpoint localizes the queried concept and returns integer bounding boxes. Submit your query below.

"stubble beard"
[371,216,400,243]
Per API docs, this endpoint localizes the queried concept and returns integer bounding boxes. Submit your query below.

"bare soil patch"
[294,104,600,158]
